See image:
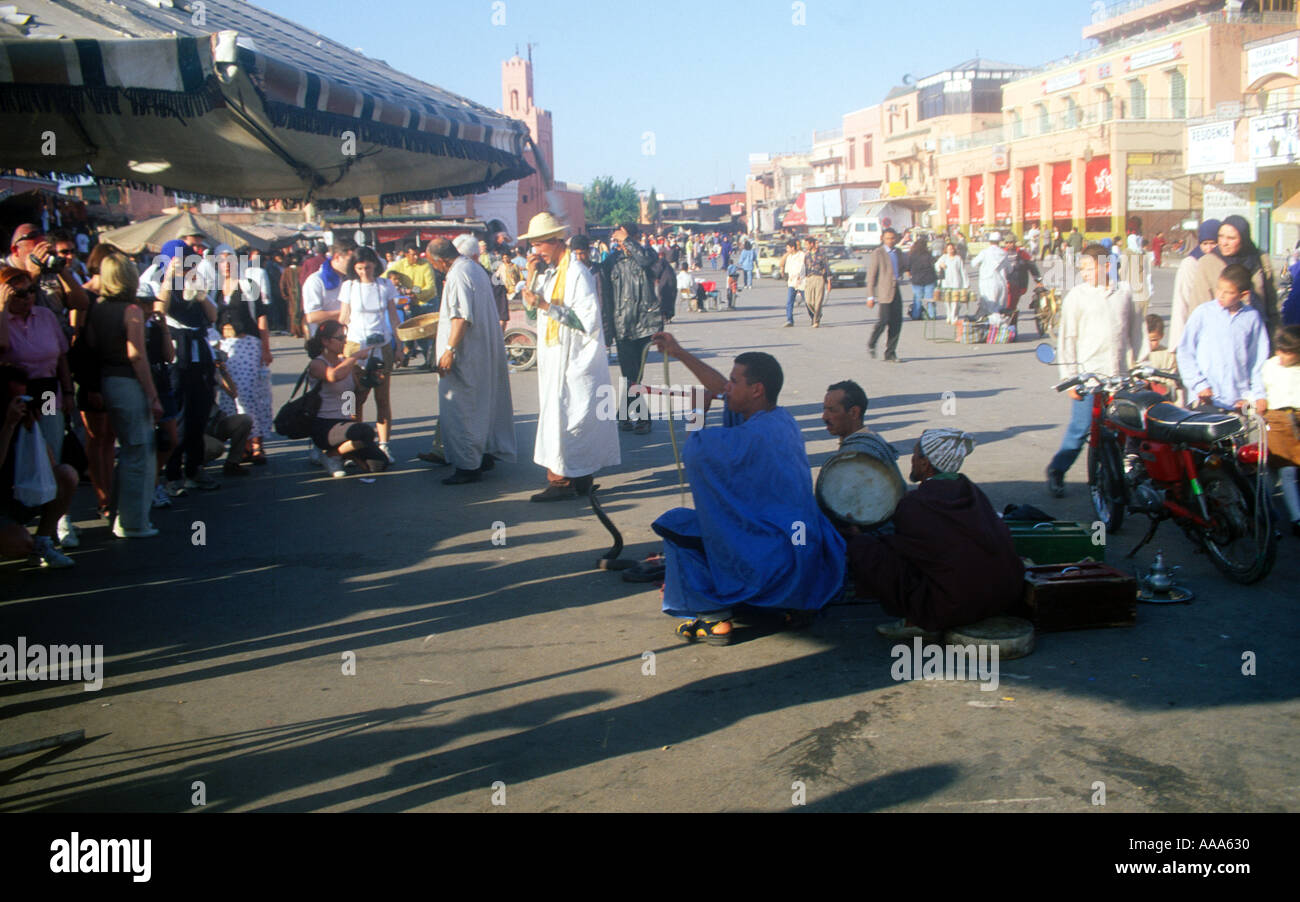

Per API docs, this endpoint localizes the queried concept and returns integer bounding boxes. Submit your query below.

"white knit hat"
[919,428,975,473]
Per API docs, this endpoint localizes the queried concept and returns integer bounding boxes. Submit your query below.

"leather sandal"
[675,618,732,647]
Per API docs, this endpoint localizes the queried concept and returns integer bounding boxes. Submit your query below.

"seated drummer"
[649,332,846,647]
[820,379,905,540]
[848,428,1024,641]
[822,379,885,447]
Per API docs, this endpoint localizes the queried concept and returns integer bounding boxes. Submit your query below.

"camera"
[357,352,385,389]
[28,251,65,274]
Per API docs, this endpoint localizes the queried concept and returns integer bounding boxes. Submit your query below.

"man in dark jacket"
[848,428,1024,639]
[600,222,662,434]
[1000,234,1042,313]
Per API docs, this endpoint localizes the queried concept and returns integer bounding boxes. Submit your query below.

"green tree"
[646,186,661,226]
[584,176,640,226]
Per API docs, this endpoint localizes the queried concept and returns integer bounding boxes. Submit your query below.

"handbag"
[13,423,58,508]
[61,419,89,478]
[273,365,322,439]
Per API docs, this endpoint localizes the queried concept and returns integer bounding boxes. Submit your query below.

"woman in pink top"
[0,265,76,544]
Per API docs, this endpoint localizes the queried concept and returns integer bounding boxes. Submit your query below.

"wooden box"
[1014,562,1137,632]
[1006,520,1102,565]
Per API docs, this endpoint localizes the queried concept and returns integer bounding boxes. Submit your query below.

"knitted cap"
[919,428,975,474]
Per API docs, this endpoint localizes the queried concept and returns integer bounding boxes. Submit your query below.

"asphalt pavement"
[1,260,1297,812]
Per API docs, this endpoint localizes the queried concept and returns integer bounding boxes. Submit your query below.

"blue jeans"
[742,267,753,288]
[910,282,936,319]
[102,376,155,530]
[1049,397,1093,475]
[785,287,805,323]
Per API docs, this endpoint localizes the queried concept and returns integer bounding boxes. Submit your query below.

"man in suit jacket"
[866,228,904,362]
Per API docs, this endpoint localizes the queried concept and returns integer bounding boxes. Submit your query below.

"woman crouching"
[306,319,388,478]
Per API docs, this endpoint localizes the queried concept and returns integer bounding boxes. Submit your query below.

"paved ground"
[2,262,1297,812]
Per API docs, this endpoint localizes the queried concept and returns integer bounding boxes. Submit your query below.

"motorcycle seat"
[1108,390,1165,431]
[1143,402,1242,444]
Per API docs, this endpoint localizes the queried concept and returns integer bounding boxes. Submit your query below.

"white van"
[843,201,914,251]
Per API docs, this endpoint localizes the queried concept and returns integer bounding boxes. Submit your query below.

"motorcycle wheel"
[504,327,537,373]
[1086,432,1126,533]
[1194,467,1277,584]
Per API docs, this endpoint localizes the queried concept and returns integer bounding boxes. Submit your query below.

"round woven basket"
[395,312,439,341]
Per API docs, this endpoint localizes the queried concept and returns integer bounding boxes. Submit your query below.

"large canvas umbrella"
[0,0,533,207]
[98,211,272,254]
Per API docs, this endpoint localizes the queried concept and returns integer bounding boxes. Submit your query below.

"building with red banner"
[935,0,1300,241]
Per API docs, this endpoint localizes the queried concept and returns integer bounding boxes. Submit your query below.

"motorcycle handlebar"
[1053,376,1083,392]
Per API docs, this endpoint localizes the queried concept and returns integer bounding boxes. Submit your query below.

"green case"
[1006,520,1102,565]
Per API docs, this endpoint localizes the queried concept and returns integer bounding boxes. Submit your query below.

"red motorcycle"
[1052,361,1278,584]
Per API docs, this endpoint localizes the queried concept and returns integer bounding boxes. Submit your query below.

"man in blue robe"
[649,333,846,646]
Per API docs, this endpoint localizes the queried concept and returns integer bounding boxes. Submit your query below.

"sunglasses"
[7,286,36,298]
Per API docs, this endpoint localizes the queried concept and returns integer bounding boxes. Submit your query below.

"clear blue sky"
[259,0,1093,199]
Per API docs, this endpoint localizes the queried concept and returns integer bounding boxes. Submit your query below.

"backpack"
[273,365,322,439]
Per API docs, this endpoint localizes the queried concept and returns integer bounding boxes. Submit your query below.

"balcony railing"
[939,96,1206,154]
[1028,10,1297,78]
[1089,0,1190,26]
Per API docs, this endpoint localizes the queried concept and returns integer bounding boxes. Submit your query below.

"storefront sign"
[1128,179,1174,211]
[1051,162,1073,221]
[439,198,467,216]
[1042,70,1084,94]
[1125,42,1181,72]
[1249,111,1300,166]
[1202,183,1251,221]
[1084,155,1113,218]
[994,171,1012,220]
[1247,36,1299,86]
[1224,162,1258,184]
[1186,121,1236,174]
[968,175,985,222]
[945,179,960,222]
[1021,167,1043,222]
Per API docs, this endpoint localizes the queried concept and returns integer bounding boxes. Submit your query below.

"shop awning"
[0,0,534,208]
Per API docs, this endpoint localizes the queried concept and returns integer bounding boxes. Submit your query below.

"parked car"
[755,243,785,279]
[826,245,866,287]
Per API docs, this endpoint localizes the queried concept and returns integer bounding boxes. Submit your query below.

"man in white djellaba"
[971,232,1008,317]
[518,213,620,502]
[426,236,517,485]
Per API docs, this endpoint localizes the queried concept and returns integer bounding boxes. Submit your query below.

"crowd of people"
[3,210,1297,650]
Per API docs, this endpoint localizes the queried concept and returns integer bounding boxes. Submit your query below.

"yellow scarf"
[545,251,570,347]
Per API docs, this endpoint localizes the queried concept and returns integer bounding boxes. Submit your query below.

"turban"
[919,428,975,474]
[453,233,479,257]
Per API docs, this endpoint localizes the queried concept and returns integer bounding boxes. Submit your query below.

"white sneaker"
[112,519,159,538]
[324,456,345,478]
[152,484,173,509]
[33,535,75,568]
[378,442,392,461]
[308,444,324,467]
[56,515,80,548]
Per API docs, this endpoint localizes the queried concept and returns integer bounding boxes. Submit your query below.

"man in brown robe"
[848,428,1024,640]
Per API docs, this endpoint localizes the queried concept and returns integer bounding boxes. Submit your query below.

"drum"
[816,431,907,527]
[396,312,439,342]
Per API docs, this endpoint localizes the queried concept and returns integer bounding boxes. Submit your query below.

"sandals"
[675,618,733,647]
[623,553,666,584]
